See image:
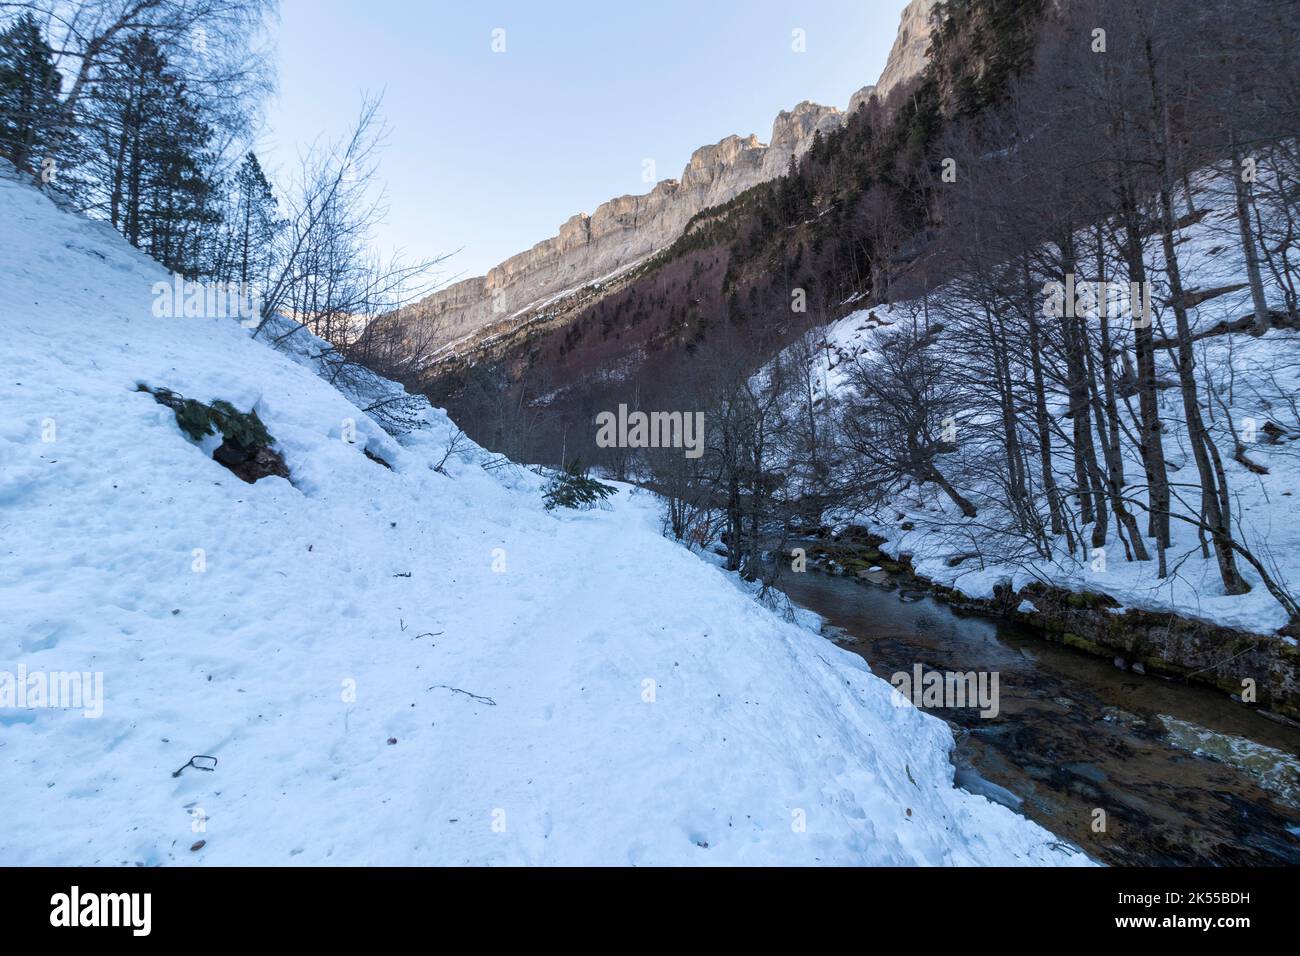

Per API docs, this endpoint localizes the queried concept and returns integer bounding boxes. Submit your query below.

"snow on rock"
[0,172,1085,866]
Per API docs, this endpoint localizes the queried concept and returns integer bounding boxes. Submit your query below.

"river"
[775,566,1300,865]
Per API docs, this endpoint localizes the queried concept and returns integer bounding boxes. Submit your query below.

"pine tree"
[542,460,617,511]
[0,13,63,174]
[76,31,220,274]
[226,152,281,288]
[143,79,221,274]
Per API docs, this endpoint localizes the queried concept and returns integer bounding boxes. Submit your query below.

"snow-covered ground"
[0,167,1085,866]
[800,169,1300,638]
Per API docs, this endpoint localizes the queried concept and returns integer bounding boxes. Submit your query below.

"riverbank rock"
[1015,583,1300,719]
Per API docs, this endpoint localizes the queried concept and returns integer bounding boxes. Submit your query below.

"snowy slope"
[798,168,1300,638]
[0,167,1085,866]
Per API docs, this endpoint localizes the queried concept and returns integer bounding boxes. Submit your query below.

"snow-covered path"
[0,169,1086,866]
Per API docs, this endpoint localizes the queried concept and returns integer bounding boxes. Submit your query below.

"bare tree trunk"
[1057,237,1101,531]
[1023,259,1064,538]
[1118,180,1170,554]
[1088,228,1149,561]
[1231,140,1272,334]
[922,460,978,519]
[1146,38,1249,594]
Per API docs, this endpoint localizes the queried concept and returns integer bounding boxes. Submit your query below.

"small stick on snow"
[428,685,496,706]
[172,755,218,778]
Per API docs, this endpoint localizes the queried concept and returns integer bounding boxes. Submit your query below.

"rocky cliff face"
[405,0,939,358]
[876,0,940,104]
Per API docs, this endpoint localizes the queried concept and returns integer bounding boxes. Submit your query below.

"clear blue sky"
[262,0,907,281]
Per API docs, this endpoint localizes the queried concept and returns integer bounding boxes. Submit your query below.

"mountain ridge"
[402,0,940,358]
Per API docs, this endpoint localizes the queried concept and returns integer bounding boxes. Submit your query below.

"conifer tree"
[224,151,281,288]
[0,13,62,174]
[76,31,220,274]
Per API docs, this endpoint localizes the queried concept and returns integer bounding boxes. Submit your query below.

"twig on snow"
[172,755,218,778]
[428,685,496,706]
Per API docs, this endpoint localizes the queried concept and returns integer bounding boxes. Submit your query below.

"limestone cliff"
[876,0,940,104]
[404,0,939,358]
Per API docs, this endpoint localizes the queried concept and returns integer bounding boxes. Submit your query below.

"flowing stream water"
[776,567,1300,865]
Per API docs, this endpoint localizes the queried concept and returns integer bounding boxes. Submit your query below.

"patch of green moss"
[1061,632,1105,655]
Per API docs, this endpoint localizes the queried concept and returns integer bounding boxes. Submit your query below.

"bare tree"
[254,97,448,434]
